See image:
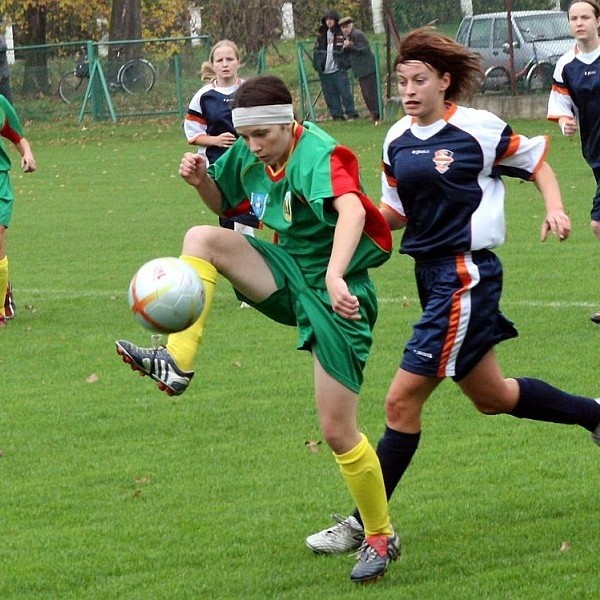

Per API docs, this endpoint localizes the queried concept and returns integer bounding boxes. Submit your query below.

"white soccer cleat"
[306,514,365,554]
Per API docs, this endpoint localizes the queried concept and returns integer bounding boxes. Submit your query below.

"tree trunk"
[460,0,473,16]
[109,0,142,60]
[21,4,50,96]
[372,0,385,33]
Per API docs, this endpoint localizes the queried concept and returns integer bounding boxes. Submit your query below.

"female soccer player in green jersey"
[116,75,398,583]
[0,94,36,327]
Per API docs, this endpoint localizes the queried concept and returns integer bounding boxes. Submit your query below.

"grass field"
[0,116,599,599]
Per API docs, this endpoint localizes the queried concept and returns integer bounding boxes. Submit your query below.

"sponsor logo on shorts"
[413,349,433,359]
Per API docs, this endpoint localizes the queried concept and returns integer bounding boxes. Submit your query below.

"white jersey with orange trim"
[184,79,243,166]
[547,45,600,168]
[381,103,547,259]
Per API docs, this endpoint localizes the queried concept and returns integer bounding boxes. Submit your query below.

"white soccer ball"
[128,257,205,334]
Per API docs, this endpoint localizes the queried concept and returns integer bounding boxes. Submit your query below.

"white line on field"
[377,297,598,308]
[17,290,599,309]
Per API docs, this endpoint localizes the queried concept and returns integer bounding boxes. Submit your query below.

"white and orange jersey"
[381,103,547,259]
[184,79,243,165]
[548,45,600,168]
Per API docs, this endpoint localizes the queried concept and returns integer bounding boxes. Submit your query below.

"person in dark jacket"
[312,10,358,121]
[340,17,380,122]
[0,35,13,105]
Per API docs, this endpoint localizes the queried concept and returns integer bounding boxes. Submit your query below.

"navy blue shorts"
[591,167,600,222]
[401,249,518,381]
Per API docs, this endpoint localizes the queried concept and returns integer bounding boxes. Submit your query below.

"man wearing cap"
[312,10,358,121]
[340,17,380,123]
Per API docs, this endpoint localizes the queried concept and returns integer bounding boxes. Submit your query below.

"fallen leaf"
[559,541,571,552]
[305,440,322,453]
[86,373,99,383]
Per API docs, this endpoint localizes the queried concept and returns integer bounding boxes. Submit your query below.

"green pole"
[174,54,185,118]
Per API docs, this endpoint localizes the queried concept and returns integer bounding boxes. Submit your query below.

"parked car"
[455,10,574,93]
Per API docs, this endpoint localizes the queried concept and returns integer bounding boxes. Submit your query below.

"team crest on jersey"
[283,191,292,222]
[433,149,454,174]
[250,192,268,219]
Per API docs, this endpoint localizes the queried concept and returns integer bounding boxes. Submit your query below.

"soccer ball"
[128,257,205,334]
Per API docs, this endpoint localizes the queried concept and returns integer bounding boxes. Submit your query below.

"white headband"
[232,104,295,127]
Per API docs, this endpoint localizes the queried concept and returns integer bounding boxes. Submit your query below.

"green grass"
[0,117,598,599]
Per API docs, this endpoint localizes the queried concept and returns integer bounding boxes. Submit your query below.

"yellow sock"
[0,256,8,318]
[166,256,217,371]
[334,434,392,537]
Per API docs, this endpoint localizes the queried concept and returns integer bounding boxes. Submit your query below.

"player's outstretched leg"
[115,340,193,396]
[305,514,364,554]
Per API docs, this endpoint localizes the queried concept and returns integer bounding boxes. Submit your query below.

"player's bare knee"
[591,220,600,241]
[182,224,215,247]
[182,225,235,260]
[469,394,512,415]
[385,394,419,429]
[320,426,348,455]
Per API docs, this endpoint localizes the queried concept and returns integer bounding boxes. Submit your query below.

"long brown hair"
[394,27,484,101]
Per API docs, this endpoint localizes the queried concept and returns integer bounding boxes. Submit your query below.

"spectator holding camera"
[312,10,358,121]
[340,17,380,123]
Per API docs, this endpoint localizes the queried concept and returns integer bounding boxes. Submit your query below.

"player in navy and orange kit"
[117,75,400,583]
[0,94,36,327]
[184,39,259,234]
[547,0,600,323]
[307,27,600,558]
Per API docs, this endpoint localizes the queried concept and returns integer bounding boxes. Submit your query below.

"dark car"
[456,10,574,92]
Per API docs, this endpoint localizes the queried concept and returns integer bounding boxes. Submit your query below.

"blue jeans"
[319,70,357,119]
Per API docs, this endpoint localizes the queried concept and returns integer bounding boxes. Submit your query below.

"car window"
[493,17,519,46]
[514,13,571,42]
[469,18,492,48]
[456,18,471,45]
[493,18,507,46]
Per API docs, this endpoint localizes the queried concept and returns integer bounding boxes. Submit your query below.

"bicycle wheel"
[482,66,511,94]
[58,71,87,104]
[526,62,554,93]
[118,59,156,94]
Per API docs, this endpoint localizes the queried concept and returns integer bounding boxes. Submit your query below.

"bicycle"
[58,46,157,104]
[481,36,555,95]
[482,61,553,94]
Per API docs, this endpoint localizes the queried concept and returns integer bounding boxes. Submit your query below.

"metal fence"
[296,41,385,123]
[5,36,216,123]
[454,9,572,96]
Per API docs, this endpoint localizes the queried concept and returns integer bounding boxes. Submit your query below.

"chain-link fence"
[455,9,572,96]
[296,41,385,123]
[6,36,216,123]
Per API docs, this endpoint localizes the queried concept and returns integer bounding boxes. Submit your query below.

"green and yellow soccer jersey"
[209,121,392,287]
[0,94,25,172]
